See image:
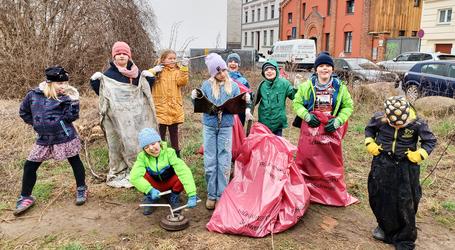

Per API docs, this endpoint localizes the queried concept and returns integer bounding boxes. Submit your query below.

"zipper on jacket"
[155,158,163,181]
[60,120,69,136]
[392,127,398,153]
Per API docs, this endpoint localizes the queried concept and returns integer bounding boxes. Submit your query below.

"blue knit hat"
[314,52,334,69]
[226,53,241,66]
[138,128,161,148]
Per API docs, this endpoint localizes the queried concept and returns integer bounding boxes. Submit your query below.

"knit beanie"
[314,51,334,69]
[45,66,69,82]
[112,41,132,59]
[226,53,241,66]
[138,128,161,148]
[205,53,228,77]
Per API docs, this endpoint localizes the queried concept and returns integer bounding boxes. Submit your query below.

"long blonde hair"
[210,71,232,99]
[43,82,59,100]
[156,49,176,65]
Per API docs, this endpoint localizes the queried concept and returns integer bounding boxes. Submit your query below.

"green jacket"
[292,75,353,124]
[255,60,296,132]
[130,142,196,197]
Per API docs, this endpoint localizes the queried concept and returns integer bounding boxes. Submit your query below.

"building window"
[346,0,354,14]
[258,8,261,21]
[439,9,452,23]
[344,32,352,53]
[271,5,275,18]
[252,10,255,22]
[264,6,268,20]
[291,27,297,39]
[251,32,254,46]
[399,30,405,36]
[327,0,331,16]
[411,31,417,37]
[270,30,274,45]
[414,0,420,7]
[263,30,267,46]
[244,32,248,46]
[325,33,330,51]
[302,3,306,19]
[288,13,293,24]
[245,11,248,23]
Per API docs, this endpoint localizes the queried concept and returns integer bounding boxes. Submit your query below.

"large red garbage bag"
[206,123,311,237]
[295,111,358,206]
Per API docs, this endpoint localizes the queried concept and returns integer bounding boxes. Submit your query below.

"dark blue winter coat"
[19,84,79,146]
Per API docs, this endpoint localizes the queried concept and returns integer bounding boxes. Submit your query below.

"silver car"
[377,52,455,73]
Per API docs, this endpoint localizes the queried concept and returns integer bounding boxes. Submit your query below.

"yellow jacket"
[150,66,189,125]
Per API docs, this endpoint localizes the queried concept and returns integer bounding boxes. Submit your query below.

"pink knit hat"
[111,41,132,59]
[205,53,227,77]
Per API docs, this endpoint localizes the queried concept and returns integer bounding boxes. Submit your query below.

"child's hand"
[90,72,103,81]
[191,89,198,99]
[141,70,154,78]
[152,65,164,73]
[305,113,321,128]
[406,149,428,164]
[243,93,251,103]
[180,58,190,67]
[146,188,161,200]
[365,137,382,156]
[187,195,197,208]
[245,108,254,121]
[324,118,340,132]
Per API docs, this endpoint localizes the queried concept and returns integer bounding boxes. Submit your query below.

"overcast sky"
[150,0,227,51]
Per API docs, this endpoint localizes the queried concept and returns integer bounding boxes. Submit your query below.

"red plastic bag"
[295,111,358,206]
[206,123,311,237]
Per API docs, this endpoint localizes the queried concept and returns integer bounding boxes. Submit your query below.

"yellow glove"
[406,148,428,164]
[365,137,382,156]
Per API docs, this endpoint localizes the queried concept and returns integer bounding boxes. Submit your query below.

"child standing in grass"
[148,50,189,157]
[15,66,87,216]
[365,96,437,249]
[130,128,197,215]
[226,52,252,125]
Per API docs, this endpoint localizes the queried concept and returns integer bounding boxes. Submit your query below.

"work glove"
[406,148,428,164]
[146,188,161,200]
[243,93,251,103]
[180,57,190,67]
[191,89,198,99]
[365,137,382,156]
[245,108,254,121]
[141,70,154,78]
[187,195,197,208]
[324,118,341,133]
[304,113,321,128]
[90,72,103,81]
[151,65,164,74]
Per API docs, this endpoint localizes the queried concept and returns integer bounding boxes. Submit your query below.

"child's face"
[316,64,333,82]
[264,68,277,80]
[54,82,68,95]
[114,53,129,67]
[227,60,239,72]
[215,69,228,82]
[163,53,177,68]
[144,141,161,157]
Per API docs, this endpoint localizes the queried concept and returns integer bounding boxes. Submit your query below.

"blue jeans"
[203,125,232,201]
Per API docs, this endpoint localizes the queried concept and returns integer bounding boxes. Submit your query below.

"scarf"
[114,61,139,83]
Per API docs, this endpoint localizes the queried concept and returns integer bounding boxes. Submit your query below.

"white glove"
[90,72,103,81]
[141,70,154,78]
[191,89,198,99]
[152,65,164,73]
[245,108,253,121]
[244,93,251,103]
[294,74,304,89]
[180,58,190,67]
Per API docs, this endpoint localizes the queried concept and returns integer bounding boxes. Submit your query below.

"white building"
[241,0,281,56]
[420,0,455,54]
[227,0,242,49]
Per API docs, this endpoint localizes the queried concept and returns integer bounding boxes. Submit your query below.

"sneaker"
[13,196,35,216]
[106,178,133,188]
[142,195,157,216]
[168,192,181,210]
[76,185,88,206]
[205,199,216,210]
[372,226,385,241]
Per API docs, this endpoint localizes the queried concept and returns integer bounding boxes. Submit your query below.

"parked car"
[334,58,399,84]
[377,52,455,73]
[401,61,455,101]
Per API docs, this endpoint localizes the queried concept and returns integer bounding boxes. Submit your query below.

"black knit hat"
[45,66,69,83]
[314,52,334,69]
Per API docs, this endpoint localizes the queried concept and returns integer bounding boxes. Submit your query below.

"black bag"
[292,115,303,128]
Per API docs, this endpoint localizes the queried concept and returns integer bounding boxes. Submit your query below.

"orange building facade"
[280,0,423,61]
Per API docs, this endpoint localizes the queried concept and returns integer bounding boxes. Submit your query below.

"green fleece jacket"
[130,142,196,197]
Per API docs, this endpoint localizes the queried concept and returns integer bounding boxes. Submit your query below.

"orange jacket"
[150,66,189,125]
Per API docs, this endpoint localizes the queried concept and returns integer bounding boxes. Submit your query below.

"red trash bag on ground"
[295,111,358,206]
[206,123,311,237]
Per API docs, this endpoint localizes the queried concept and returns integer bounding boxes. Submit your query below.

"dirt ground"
[1,80,455,249]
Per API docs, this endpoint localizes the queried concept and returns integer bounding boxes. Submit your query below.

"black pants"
[21,155,86,197]
[159,123,180,155]
[368,153,421,250]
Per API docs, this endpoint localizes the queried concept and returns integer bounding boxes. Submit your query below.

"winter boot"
[168,192,181,213]
[13,196,36,216]
[76,185,88,206]
[372,226,385,241]
[142,195,158,216]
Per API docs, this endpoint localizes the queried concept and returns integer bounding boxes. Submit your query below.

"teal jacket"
[255,60,296,132]
[292,75,353,125]
[130,142,196,197]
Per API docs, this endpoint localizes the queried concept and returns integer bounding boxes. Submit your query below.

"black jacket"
[365,111,437,156]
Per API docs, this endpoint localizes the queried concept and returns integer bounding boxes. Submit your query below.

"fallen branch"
[103,200,123,206]
[422,133,454,184]
[82,136,105,181]
[39,187,65,222]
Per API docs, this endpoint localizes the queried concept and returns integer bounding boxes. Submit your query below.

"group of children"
[14,41,437,249]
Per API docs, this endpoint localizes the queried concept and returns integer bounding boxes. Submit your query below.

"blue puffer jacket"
[19,83,79,145]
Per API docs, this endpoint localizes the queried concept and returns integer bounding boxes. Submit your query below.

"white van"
[268,39,316,70]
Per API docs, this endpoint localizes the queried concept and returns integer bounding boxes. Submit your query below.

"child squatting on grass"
[365,96,437,250]
[15,66,87,216]
[130,128,197,216]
